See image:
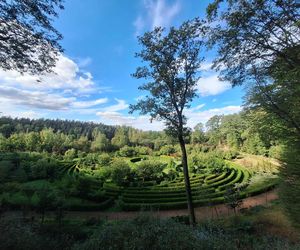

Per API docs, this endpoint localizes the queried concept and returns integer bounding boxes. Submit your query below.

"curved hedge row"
[101,162,275,211]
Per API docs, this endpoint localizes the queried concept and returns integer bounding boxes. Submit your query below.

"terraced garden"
[102,157,278,211]
[0,152,279,212]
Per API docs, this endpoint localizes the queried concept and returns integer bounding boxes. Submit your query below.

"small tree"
[110,159,131,186]
[35,188,55,223]
[224,185,243,215]
[130,19,205,225]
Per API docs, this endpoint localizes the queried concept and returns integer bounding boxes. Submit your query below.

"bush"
[159,145,176,156]
[222,150,239,160]
[268,144,284,159]
[117,146,139,157]
[0,219,74,250]
[97,153,111,167]
[110,159,132,186]
[135,160,166,182]
[0,160,14,182]
[136,146,152,155]
[73,215,202,250]
[63,148,77,160]
[188,152,227,173]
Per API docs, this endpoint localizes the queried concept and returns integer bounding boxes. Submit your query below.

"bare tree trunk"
[178,135,196,225]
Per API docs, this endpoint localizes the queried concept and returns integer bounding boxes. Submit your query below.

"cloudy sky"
[0,0,244,130]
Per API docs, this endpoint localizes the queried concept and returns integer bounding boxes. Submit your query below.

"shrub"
[73,215,202,250]
[222,150,239,160]
[63,148,77,160]
[0,160,13,182]
[97,153,111,167]
[159,145,176,156]
[136,146,152,155]
[110,159,132,186]
[268,144,284,159]
[117,146,139,157]
[135,160,166,182]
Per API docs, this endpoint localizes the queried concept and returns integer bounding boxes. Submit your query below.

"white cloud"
[133,16,145,37]
[97,99,129,113]
[134,0,181,36]
[95,103,241,131]
[185,105,242,128]
[76,57,92,68]
[0,97,46,119]
[197,74,231,96]
[149,0,180,29]
[0,54,96,94]
[96,111,165,130]
[0,86,74,110]
[72,98,108,108]
[15,111,41,119]
[0,54,109,113]
[200,62,213,71]
[190,103,205,111]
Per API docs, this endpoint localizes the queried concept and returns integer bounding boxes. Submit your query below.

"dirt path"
[65,189,278,222]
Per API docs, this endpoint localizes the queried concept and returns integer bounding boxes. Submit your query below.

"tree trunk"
[178,135,196,225]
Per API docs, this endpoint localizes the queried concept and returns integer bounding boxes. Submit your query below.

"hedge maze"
[103,162,275,211]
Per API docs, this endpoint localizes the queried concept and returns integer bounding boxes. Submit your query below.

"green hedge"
[203,169,236,188]
[217,168,243,191]
[105,162,278,211]
[204,171,228,184]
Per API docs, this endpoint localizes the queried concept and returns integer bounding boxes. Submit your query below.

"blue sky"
[0,0,244,130]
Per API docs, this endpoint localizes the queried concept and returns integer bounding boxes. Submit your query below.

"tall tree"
[111,127,129,149]
[130,19,205,225]
[191,123,206,144]
[206,0,300,137]
[206,0,300,227]
[0,0,64,74]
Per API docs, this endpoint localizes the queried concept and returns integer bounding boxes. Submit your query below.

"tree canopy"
[0,0,64,74]
[130,19,206,225]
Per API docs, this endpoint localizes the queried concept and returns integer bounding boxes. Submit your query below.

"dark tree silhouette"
[130,19,206,225]
[0,0,64,74]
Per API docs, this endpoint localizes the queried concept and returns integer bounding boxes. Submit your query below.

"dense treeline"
[0,117,116,139]
[0,116,174,153]
[0,111,283,159]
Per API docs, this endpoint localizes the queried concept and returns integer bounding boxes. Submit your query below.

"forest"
[0,0,299,249]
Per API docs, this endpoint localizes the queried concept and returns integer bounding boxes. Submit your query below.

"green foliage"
[91,132,110,152]
[191,123,206,144]
[136,146,152,155]
[159,145,176,156]
[117,146,138,157]
[224,186,243,213]
[279,144,300,229]
[97,153,112,167]
[111,127,129,149]
[64,148,77,161]
[0,160,14,182]
[268,144,284,159]
[0,220,73,250]
[242,133,267,156]
[35,187,55,222]
[135,160,166,182]
[188,152,228,174]
[0,0,64,75]
[74,215,202,250]
[110,159,131,186]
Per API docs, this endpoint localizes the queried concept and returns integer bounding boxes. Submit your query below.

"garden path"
[66,189,278,222]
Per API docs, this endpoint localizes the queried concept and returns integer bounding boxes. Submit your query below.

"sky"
[0,0,245,131]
